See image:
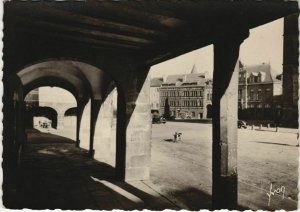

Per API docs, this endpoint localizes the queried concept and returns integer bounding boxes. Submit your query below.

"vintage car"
[238,120,247,129]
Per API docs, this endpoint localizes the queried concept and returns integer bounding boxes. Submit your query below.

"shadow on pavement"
[5,130,251,210]
[26,129,74,144]
[252,141,297,147]
[4,131,181,210]
[169,187,248,211]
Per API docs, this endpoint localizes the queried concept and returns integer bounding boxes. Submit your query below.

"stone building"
[24,88,39,109]
[159,73,212,119]
[238,63,282,120]
[150,77,163,114]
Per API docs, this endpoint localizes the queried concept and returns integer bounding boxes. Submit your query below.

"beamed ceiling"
[4,0,299,65]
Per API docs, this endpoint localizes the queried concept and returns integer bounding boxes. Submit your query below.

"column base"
[75,140,80,148]
[213,174,237,210]
[88,149,95,158]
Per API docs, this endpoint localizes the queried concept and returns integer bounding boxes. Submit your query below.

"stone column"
[282,13,299,127]
[89,99,102,158]
[75,99,85,148]
[212,33,248,210]
[93,89,116,166]
[116,66,151,181]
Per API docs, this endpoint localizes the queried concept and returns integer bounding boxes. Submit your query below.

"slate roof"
[150,77,163,87]
[163,73,206,86]
[244,63,281,83]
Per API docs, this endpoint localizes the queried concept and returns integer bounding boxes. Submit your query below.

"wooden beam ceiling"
[5,0,299,65]
[15,16,154,47]
[11,3,169,39]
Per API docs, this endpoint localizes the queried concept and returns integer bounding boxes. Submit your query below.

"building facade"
[238,63,282,120]
[158,73,212,119]
[24,88,39,109]
[150,77,163,114]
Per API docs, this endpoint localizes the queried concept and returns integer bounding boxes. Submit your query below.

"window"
[249,77,253,83]
[250,89,254,100]
[192,112,195,117]
[254,76,258,83]
[258,89,262,100]
[238,90,242,100]
[265,104,271,108]
[257,104,262,108]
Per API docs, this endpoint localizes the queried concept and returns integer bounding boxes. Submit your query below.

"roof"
[244,63,281,83]
[190,64,200,74]
[150,77,163,87]
[163,73,206,86]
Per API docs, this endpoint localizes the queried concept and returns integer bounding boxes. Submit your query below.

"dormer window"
[253,76,258,83]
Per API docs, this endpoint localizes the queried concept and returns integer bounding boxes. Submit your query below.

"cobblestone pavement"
[13,130,180,210]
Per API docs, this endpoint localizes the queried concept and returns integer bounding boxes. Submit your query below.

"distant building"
[150,77,163,114]
[238,63,282,120]
[24,88,39,109]
[159,72,212,119]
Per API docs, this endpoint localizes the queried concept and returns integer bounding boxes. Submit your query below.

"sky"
[150,18,283,79]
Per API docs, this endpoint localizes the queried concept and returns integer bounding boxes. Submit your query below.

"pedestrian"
[177,133,182,142]
[174,132,178,142]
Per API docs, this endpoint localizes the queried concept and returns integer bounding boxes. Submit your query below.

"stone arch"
[64,107,77,117]
[23,76,82,102]
[25,106,58,129]
[7,58,122,180]
[16,60,117,101]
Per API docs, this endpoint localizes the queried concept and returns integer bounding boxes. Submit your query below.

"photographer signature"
[266,183,285,206]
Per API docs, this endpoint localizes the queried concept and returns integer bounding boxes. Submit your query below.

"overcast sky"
[150,18,283,79]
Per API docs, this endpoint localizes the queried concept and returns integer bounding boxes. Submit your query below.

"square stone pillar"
[93,90,116,166]
[212,33,248,210]
[116,66,151,181]
[282,13,299,127]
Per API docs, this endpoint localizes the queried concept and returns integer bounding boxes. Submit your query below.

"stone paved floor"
[12,130,180,210]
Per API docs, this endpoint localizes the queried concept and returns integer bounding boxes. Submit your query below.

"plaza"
[150,122,298,210]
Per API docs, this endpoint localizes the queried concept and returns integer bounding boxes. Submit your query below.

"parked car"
[160,117,166,124]
[152,115,166,124]
[238,120,247,129]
